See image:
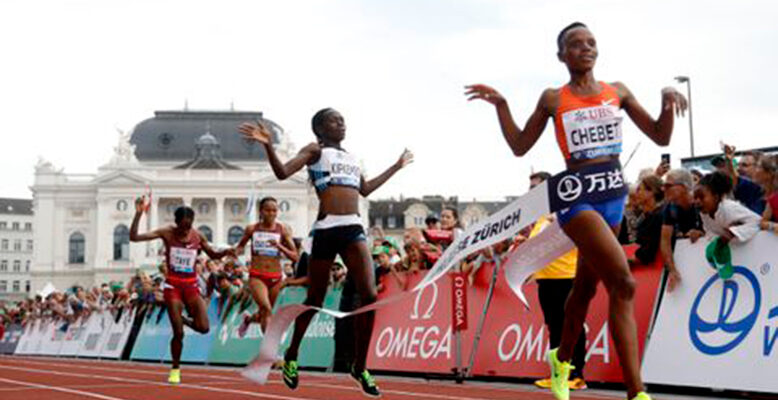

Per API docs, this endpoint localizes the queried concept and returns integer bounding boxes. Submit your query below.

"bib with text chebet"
[561,103,623,161]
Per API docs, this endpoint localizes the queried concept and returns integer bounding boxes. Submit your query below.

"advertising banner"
[643,233,778,393]
[209,287,340,367]
[0,323,23,354]
[369,247,663,383]
[77,311,115,358]
[99,308,136,359]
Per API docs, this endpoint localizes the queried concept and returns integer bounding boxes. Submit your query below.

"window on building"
[116,200,128,212]
[12,280,19,292]
[25,222,32,231]
[13,260,20,272]
[25,260,30,272]
[231,202,242,216]
[0,222,6,229]
[387,216,397,229]
[26,280,30,292]
[26,240,33,251]
[0,260,6,272]
[227,226,244,245]
[373,218,383,228]
[198,203,210,215]
[113,225,129,261]
[13,239,21,251]
[69,232,85,264]
[12,222,19,230]
[198,226,213,242]
[414,217,424,226]
[279,200,290,212]
[1,239,7,250]
[0,281,6,292]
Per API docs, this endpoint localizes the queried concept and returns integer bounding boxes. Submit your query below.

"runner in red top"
[129,196,232,385]
[466,22,687,400]
[234,196,298,336]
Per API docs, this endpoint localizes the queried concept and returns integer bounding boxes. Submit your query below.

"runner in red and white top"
[233,196,298,337]
[129,195,233,385]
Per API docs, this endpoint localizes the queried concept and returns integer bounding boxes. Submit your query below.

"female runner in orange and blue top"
[466,22,687,400]
[234,196,298,336]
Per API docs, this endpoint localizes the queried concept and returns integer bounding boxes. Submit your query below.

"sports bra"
[553,82,623,161]
[307,147,361,192]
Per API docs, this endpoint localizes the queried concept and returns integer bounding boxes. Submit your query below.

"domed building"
[30,109,367,293]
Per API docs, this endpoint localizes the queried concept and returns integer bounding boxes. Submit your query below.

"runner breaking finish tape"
[465,21,687,400]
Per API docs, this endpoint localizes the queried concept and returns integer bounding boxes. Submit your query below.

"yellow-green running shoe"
[629,392,652,400]
[282,360,299,389]
[167,368,181,385]
[547,348,572,400]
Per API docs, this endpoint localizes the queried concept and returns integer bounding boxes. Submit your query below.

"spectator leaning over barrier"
[713,143,765,214]
[619,184,642,245]
[754,155,778,233]
[630,175,666,266]
[660,169,704,291]
[738,150,763,180]
[695,172,762,276]
[373,245,405,292]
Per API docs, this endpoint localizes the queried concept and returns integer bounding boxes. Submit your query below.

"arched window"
[113,225,129,261]
[227,226,244,245]
[198,225,213,242]
[69,232,85,264]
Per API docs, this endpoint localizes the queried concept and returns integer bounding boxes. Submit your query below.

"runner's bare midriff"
[317,186,361,216]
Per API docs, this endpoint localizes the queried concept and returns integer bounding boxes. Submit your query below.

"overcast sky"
[1,0,776,201]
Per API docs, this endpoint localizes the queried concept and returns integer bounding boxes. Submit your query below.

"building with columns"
[30,110,367,294]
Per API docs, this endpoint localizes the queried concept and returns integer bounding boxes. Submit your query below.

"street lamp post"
[675,76,694,157]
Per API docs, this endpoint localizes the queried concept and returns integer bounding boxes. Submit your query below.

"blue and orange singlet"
[553,82,623,161]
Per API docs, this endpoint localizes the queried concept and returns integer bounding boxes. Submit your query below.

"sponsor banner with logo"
[369,246,663,383]
[38,320,66,355]
[643,233,778,393]
[77,311,116,357]
[470,249,662,382]
[209,287,340,367]
[98,308,136,359]
[0,323,23,354]
[13,319,42,355]
[368,273,456,373]
[59,317,89,356]
[131,306,176,361]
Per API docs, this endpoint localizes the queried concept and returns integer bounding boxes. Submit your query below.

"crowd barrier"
[644,232,778,393]
[3,235,777,394]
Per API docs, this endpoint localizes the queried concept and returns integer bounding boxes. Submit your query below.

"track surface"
[0,356,734,400]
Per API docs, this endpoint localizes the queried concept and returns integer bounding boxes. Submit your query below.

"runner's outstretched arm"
[616,82,687,146]
[465,84,554,156]
[239,122,318,180]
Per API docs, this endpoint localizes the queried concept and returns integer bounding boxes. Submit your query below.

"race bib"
[329,156,361,187]
[170,247,197,273]
[253,231,281,257]
[562,104,623,160]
